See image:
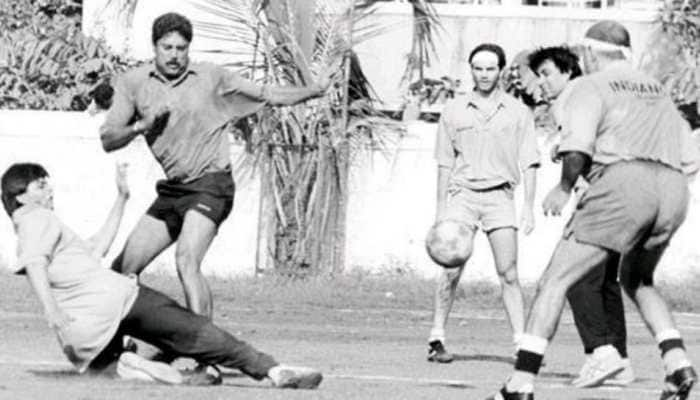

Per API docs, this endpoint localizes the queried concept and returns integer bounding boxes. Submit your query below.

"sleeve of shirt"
[519,108,541,170]
[434,112,456,168]
[557,79,603,158]
[14,209,61,275]
[101,75,136,130]
[680,119,700,177]
[215,67,268,119]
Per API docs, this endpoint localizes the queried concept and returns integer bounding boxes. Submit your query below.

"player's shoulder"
[115,63,154,91]
[12,205,57,226]
[440,94,467,117]
[190,61,222,75]
[499,91,531,116]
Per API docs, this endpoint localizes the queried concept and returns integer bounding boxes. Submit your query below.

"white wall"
[1,111,698,283]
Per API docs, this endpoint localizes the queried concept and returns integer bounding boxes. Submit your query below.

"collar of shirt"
[147,62,200,87]
[464,88,508,121]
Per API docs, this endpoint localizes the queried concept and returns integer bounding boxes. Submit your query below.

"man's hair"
[152,12,193,45]
[585,20,631,48]
[1,163,49,216]
[528,46,582,79]
[469,43,506,70]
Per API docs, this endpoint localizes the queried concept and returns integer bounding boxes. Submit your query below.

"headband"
[581,37,632,60]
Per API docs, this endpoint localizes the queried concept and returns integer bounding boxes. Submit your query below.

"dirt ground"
[0,272,698,400]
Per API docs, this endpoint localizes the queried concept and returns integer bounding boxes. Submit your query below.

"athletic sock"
[506,334,547,392]
[429,327,445,344]
[656,329,692,374]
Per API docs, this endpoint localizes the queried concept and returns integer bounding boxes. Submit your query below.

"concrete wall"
[1,111,698,283]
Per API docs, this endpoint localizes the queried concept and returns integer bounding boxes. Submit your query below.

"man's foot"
[660,366,697,400]
[116,352,183,384]
[572,347,624,388]
[605,358,635,386]
[268,365,323,389]
[182,364,222,386]
[486,386,534,400]
[427,340,454,363]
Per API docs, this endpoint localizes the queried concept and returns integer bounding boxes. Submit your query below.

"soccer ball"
[425,220,472,268]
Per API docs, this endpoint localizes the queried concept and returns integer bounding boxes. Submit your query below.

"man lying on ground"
[1,162,322,389]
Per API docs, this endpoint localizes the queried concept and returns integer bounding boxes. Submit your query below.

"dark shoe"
[427,340,454,363]
[486,386,534,400]
[660,366,697,400]
[182,364,223,386]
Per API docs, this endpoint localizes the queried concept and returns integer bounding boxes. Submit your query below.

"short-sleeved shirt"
[102,62,267,182]
[435,89,541,190]
[557,61,700,177]
[12,206,139,373]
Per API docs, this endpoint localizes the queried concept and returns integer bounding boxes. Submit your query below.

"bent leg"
[175,210,218,318]
[121,285,277,380]
[487,227,524,339]
[527,238,611,341]
[429,229,474,343]
[601,254,628,358]
[566,257,609,354]
[112,214,174,275]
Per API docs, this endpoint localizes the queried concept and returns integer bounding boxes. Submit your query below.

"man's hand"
[520,207,535,235]
[542,184,571,217]
[46,305,74,331]
[115,162,130,199]
[135,104,170,133]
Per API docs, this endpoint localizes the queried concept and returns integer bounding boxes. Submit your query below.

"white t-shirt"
[13,206,138,372]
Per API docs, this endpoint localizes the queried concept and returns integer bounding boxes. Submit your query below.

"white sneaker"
[571,355,595,387]
[268,364,323,389]
[116,351,183,385]
[605,358,635,386]
[572,345,624,388]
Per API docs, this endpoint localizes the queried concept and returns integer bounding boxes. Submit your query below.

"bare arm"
[25,262,73,330]
[522,166,537,208]
[86,163,130,258]
[436,165,451,220]
[559,151,591,192]
[263,84,325,106]
[99,121,144,152]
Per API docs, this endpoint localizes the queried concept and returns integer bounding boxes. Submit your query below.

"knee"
[497,261,519,286]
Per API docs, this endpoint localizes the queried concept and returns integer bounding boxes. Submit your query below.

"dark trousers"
[566,253,628,358]
[92,285,278,380]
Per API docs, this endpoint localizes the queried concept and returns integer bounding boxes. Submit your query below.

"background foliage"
[0,0,134,110]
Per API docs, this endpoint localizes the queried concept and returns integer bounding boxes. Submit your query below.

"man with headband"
[489,20,699,400]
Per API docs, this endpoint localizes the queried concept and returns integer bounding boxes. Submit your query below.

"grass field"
[0,269,699,399]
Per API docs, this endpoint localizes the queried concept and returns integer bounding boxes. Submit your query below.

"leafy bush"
[0,0,136,110]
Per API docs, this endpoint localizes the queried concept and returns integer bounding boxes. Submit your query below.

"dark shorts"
[564,161,689,253]
[146,170,235,239]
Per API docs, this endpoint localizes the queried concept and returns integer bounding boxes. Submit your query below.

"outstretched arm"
[220,68,332,107]
[86,163,130,258]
